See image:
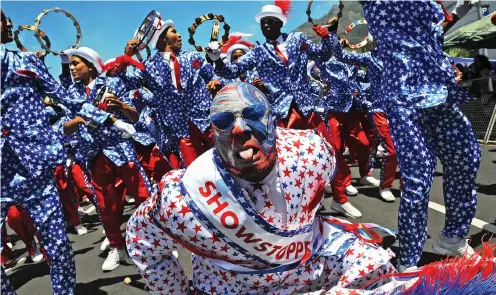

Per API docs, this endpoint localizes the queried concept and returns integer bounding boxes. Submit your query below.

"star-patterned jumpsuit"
[1,45,112,295]
[126,128,397,295]
[361,0,481,266]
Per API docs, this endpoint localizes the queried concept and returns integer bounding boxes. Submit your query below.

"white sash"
[181,149,316,267]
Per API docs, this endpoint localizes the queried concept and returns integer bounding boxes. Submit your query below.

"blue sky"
[3,1,337,77]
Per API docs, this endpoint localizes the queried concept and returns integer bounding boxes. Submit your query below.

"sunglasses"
[260,17,279,27]
[211,104,267,131]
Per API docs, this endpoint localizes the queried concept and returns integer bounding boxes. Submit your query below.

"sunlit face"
[0,10,13,44]
[157,26,182,53]
[69,56,92,81]
[210,82,276,181]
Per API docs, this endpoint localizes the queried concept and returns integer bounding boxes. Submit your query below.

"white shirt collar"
[159,51,172,61]
[86,79,96,90]
[267,34,285,45]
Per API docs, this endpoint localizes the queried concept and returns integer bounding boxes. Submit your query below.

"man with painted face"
[125,82,400,294]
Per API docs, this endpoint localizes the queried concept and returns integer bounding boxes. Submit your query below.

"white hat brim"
[226,44,250,62]
[149,19,174,50]
[65,48,103,74]
[255,12,287,26]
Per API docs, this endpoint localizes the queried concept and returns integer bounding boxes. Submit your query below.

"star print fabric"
[387,103,480,266]
[215,32,333,119]
[360,0,474,109]
[126,128,397,294]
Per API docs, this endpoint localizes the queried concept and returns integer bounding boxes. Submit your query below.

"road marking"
[428,201,496,234]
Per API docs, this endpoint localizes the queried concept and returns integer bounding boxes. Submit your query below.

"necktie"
[272,41,288,67]
[170,53,182,93]
[85,87,91,98]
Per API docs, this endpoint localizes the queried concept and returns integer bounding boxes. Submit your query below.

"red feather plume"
[275,0,292,18]
[102,55,144,73]
[220,36,254,54]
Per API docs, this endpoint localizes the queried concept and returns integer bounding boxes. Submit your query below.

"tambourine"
[133,10,162,51]
[13,25,51,58]
[306,0,344,26]
[135,46,152,61]
[345,20,369,49]
[188,13,230,52]
[33,7,82,55]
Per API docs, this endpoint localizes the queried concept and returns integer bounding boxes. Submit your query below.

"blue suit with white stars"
[131,88,178,155]
[0,44,113,295]
[119,51,214,139]
[215,32,333,119]
[361,0,481,267]
[60,75,139,167]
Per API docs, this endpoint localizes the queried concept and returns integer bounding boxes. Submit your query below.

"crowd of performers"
[1,1,495,295]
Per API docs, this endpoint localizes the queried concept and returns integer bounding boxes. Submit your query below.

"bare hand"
[125,39,140,56]
[252,78,264,88]
[207,80,222,94]
[104,94,125,110]
[74,116,87,125]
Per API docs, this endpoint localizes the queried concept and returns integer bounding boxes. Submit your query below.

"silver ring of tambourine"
[306,0,344,26]
[14,25,51,58]
[33,7,82,55]
[188,13,230,52]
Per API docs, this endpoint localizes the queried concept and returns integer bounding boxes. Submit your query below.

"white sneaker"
[345,185,358,196]
[124,195,135,204]
[77,207,87,217]
[360,176,380,187]
[376,145,385,158]
[379,188,395,202]
[101,248,127,271]
[75,224,88,236]
[397,264,418,273]
[433,235,475,257]
[100,237,110,251]
[30,248,44,264]
[331,202,362,218]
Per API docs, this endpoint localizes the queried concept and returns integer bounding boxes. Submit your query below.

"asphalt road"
[4,146,495,295]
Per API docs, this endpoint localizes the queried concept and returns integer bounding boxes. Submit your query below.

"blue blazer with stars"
[215,32,333,119]
[131,88,177,154]
[360,0,473,109]
[1,45,110,177]
[60,75,138,167]
[119,51,214,139]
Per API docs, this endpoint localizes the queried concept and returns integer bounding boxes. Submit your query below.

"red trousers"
[54,166,82,227]
[91,153,150,249]
[1,206,37,260]
[277,107,348,204]
[179,122,214,167]
[328,111,372,187]
[134,143,173,182]
[371,112,398,189]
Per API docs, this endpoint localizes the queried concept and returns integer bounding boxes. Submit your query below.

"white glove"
[60,50,70,64]
[113,119,136,138]
[206,41,221,62]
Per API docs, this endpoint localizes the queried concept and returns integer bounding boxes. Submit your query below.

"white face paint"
[210,82,276,181]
